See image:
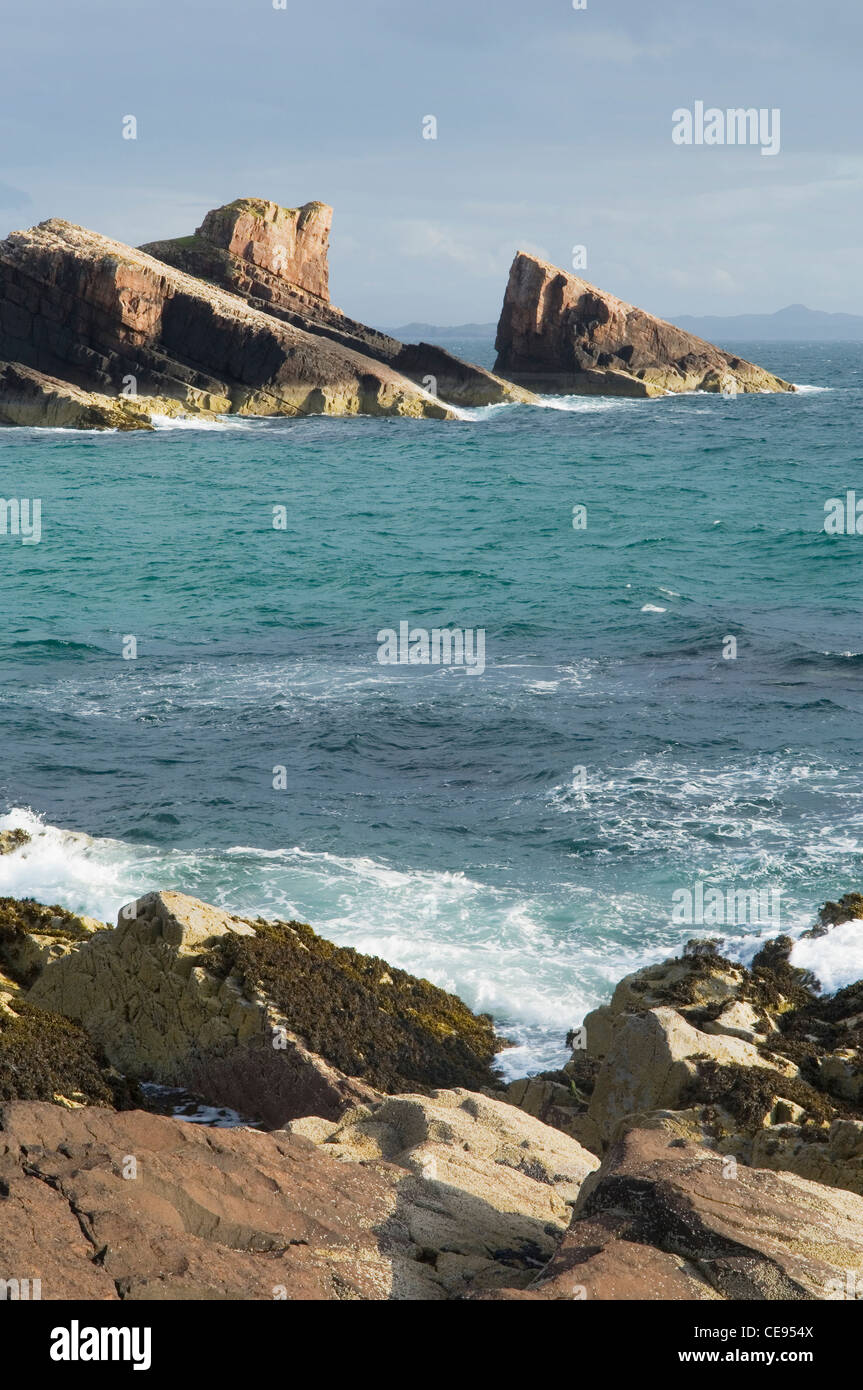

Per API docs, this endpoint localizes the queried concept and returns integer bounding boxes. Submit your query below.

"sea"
[2,338,862,1077]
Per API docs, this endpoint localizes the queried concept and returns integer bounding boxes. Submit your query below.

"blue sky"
[1,0,860,324]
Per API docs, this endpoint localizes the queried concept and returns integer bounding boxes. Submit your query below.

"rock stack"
[494,251,795,397]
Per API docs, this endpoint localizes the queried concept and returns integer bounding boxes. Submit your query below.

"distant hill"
[386,322,497,341]
[668,304,863,342]
[387,305,863,344]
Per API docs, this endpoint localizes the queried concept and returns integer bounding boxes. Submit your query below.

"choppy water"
[1,339,862,1074]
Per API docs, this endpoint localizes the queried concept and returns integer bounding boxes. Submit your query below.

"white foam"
[149,414,244,431]
[534,395,633,412]
[450,403,514,422]
[641,603,666,613]
[790,919,863,993]
[6,799,861,1075]
[0,425,119,435]
[0,808,589,1071]
[0,808,142,921]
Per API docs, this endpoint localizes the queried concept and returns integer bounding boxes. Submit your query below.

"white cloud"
[533,28,682,64]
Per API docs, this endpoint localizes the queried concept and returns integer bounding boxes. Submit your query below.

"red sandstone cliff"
[494,252,794,397]
[141,197,535,408]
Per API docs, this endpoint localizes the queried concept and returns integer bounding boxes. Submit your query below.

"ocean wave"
[534,395,637,412]
[790,919,863,992]
[0,424,119,435]
[2,801,861,1072]
[149,414,246,431]
[0,807,596,1072]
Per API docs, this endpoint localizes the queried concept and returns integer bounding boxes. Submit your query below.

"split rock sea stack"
[494,251,796,397]
[141,197,535,408]
[0,218,455,427]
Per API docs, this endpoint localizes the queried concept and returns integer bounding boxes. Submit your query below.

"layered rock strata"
[0,219,453,425]
[0,361,204,429]
[141,197,535,408]
[494,252,796,397]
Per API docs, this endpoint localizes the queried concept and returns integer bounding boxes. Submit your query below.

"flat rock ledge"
[478,1125,863,1301]
[0,1092,597,1300]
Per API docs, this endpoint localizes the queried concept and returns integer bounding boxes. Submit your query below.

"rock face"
[0,897,138,1111]
[481,1126,863,1301]
[24,891,503,1125]
[585,1004,795,1145]
[193,197,334,303]
[0,218,453,426]
[0,361,203,430]
[506,928,863,1206]
[288,1088,598,1297]
[0,1092,596,1300]
[0,895,107,987]
[494,252,795,397]
[141,197,535,409]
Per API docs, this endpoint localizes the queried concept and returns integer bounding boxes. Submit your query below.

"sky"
[1,0,861,325]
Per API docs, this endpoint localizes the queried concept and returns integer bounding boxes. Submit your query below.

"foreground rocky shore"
[0,194,792,429]
[1,830,860,1300]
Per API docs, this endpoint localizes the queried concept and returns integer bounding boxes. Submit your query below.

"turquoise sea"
[2,339,862,1074]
